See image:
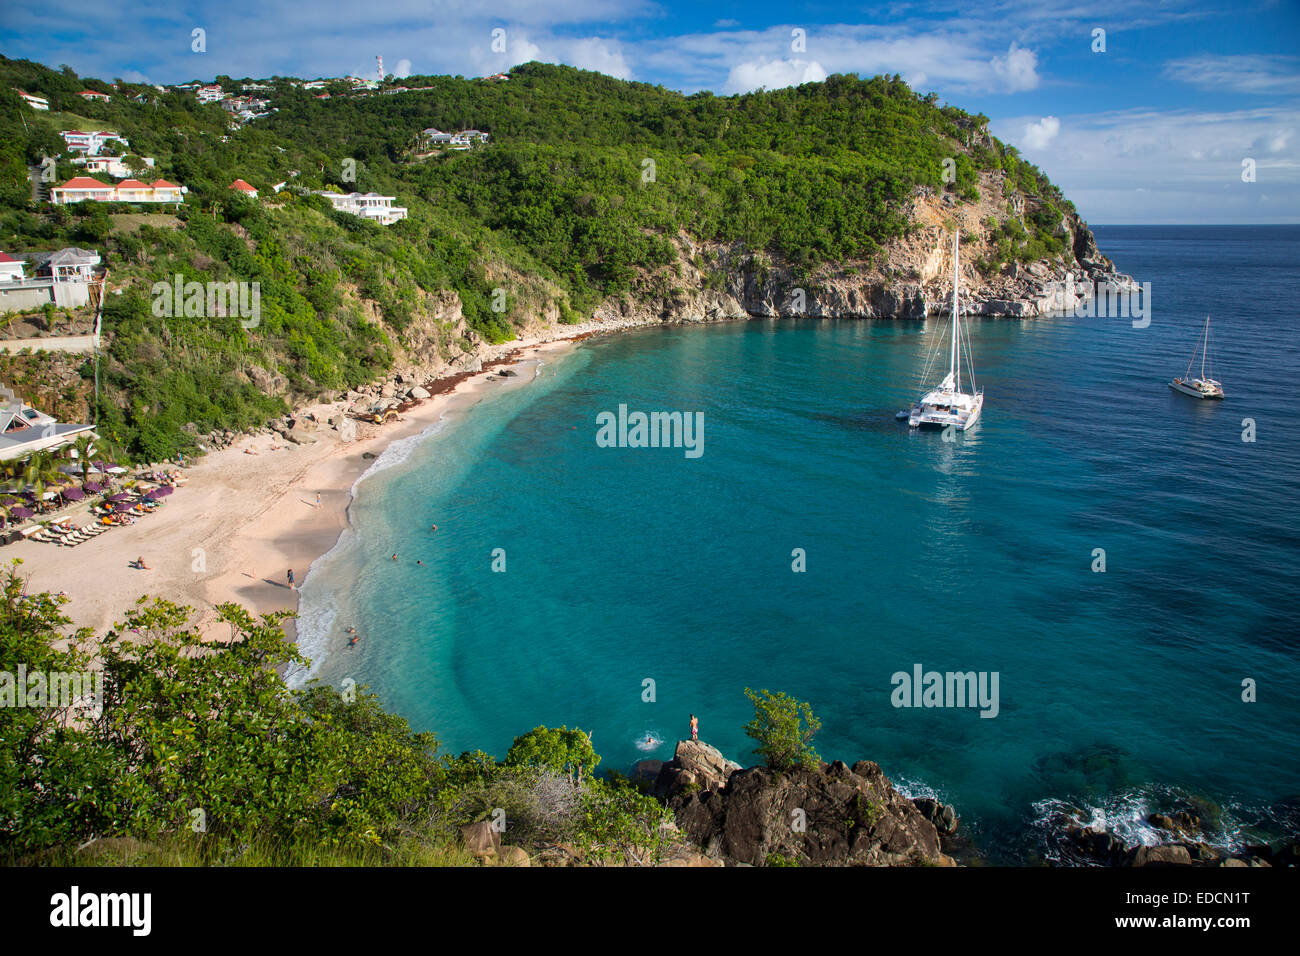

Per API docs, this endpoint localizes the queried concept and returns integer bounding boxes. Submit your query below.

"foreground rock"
[654,740,950,867]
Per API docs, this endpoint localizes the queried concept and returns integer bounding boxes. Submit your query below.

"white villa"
[71,155,156,178]
[15,90,49,110]
[314,191,408,225]
[60,130,129,155]
[421,128,490,149]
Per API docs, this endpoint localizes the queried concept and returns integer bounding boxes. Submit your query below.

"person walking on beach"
[690,714,698,741]
[316,492,322,508]
[287,568,295,590]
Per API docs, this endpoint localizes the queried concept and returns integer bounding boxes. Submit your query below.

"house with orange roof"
[148,179,184,202]
[50,176,185,205]
[50,177,116,204]
[77,90,110,102]
[229,179,259,198]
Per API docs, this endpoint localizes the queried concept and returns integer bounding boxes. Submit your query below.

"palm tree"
[21,451,64,507]
[68,433,99,484]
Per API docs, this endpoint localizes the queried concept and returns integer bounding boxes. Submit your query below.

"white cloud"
[1163,55,1300,95]
[724,57,827,94]
[569,38,632,80]
[992,106,1300,223]
[1022,116,1061,150]
[989,42,1039,92]
[393,58,412,79]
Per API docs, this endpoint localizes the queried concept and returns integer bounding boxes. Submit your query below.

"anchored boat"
[1170,315,1224,400]
[907,231,984,431]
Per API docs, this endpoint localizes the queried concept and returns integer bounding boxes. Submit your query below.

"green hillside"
[0,57,1075,461]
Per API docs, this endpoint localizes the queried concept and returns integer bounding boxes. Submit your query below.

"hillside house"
[15,90,49,110]
[60,130,129,155]
[314,191,408,225]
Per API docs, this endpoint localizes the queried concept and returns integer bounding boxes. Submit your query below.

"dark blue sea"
[297,224,1300,862]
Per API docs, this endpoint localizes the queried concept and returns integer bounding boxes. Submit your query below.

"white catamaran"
[906,231,984,431]
[1169,315,1224,400]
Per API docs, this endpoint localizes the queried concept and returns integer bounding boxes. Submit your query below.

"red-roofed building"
[149,179,183,202]
[78,90,110,102]
[229,179,259,198]
[50,177,116,204]
[50,177,185,205]
[115,179,152,202]
[0,252,24,283]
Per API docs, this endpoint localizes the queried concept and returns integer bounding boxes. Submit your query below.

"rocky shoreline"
[633,740,1297,867]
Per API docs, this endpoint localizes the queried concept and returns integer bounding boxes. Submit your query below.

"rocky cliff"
[642,740,960,867]
[592,173,1131,329]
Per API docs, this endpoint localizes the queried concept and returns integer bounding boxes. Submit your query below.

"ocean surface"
[297,225,1300,862]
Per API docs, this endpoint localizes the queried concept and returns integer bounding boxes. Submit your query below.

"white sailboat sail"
[907,231,984,430]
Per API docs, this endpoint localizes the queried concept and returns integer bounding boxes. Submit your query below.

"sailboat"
[906,231,984,430]
[1169,315,1224,400]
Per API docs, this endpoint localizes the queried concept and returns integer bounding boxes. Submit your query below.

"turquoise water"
[299,226,1300,861]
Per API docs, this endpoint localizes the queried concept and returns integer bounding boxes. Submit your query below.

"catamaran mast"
[951,231,960,388]
[1201,316,1210,379]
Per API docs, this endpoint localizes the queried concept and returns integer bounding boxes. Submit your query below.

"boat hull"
[908,394,983,431]
[1169,379,1224,400]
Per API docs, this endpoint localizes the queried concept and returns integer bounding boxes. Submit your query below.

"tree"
[743,688,821,771]
[68,434,98,483]
[504,725,600,785]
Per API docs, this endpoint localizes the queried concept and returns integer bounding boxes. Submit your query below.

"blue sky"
[2,0,1297,222]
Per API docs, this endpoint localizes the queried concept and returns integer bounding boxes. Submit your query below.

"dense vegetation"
[0,57,1077,461]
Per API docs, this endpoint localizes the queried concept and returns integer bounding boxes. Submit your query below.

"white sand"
[9,335,590,642]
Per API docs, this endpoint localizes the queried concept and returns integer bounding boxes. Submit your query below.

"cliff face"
[591,172,1129,327]
[645,740,959,867]
[302,172,1129,418]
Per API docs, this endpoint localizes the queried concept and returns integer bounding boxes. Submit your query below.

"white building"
[0,253,24,283]
[0,248,102,315]
[196,85,225,103]
[0,385,95,462]
[15,90,49,110]
[50,176,183,205]
[314,191,408,225]
[71,155,156,178]
[60,130,129,155]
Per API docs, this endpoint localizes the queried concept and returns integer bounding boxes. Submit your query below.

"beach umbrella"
[107,492,130,502]
[110,501,135,512]
[84,481,105,493]
[62,488,85,501]
[9,506,33,519]
[145,485,174,499]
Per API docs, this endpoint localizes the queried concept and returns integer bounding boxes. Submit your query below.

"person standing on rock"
[690,714,698,740]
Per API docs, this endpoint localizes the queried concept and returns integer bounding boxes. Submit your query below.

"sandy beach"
[8,330,602,643]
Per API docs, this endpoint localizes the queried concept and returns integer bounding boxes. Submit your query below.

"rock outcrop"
[653,740,950,867]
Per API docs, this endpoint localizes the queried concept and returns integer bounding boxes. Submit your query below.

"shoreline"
[8,304,1080,646]
[8,319,637,645]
